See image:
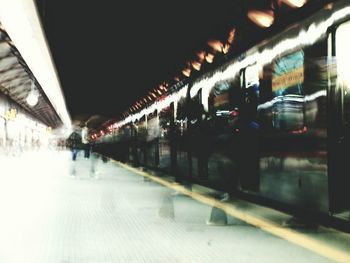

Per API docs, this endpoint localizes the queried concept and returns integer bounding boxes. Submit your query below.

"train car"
[99,0,350,217]
[182,0,350,215]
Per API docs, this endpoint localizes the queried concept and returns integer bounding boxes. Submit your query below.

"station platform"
[0,150,349,263]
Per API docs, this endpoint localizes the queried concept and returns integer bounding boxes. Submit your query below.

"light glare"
[280,0,307,8]
[247,10,275,28]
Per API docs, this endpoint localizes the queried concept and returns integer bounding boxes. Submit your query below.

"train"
[96,0,350,219]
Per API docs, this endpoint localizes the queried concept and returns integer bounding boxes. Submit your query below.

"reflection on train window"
[188,88,203,123]
[123,125,131,138]
[136,115,147,139]
[208,76,240,133]
[272,51,304,96]
[175,97,188,137]
[211,82,230,110]
[159,106,172,139]
[303,39,328,131]
[258,38,327,133]
[147,110,159,141]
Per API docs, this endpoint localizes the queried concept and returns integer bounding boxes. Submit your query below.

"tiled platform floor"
[0,150,348,263]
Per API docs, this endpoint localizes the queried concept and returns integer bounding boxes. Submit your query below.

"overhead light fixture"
[222,43,231,54]
[182,67,191,77]
[159,84,167,91]
[247,9,275,28]
[191,60,202,71]
[205,53,214,63]
[279,0,307,8]
[227,28,236,44]
[196,51,206,62]
[26,80,39,107]
[207,40,224,52]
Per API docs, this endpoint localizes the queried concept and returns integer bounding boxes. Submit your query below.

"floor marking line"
[110,158,350,263]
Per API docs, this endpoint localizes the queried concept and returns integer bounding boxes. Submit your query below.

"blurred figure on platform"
[81,125,91,159]
[67,130,81,161]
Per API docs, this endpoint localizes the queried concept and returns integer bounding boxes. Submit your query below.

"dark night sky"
[34,0,248,121]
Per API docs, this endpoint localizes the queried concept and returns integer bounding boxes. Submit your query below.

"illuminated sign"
[272,67,304,91]
[272,51,304,93]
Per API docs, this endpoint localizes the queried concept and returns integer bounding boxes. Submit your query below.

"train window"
[242,64,260,118]
[336,20,350,88]
[147,110,159,141]
[303,38,328,131]
[336,20,350,127]
[159,105,172,139]
[115,124,131,140]
[258,39,328,133]
[259,64,273,104]
[176,96,187,121]
[147,110,157,122]
[209,82,230,111]
[272,50,304,96]
[136,115,147,139]
[208,76,241,133]
[256,63,273,131]
[188,88,203,123]
[209,77,241,112]
[123,124,131,138]
[245,64,259,89]
[175,96,188,137]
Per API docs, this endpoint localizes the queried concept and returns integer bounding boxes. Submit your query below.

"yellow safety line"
[110,158,350,263]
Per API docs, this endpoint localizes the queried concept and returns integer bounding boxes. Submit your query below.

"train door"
[131,122,139,166]
[328,20,350,213]
[158,103,174,173]
[189,88,208,180]
[239,65,260,190]
[168,102,177,174]
[146,110,160,168]
[174,86,190,181]
[136,115,147,166]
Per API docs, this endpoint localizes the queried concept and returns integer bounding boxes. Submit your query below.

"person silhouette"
[81,125,91,159]
[67,131,82,161]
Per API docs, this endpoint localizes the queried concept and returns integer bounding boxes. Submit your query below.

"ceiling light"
[227,28,236,44]
[182,68,191,77]
[279,0,307,8]
[196,51,206,62]
[207,40,224,52]
[191,61,201,71]
[26,80,39,107]
[222,43,231,54]
[247,10,274,28]
[205,53,214,63]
